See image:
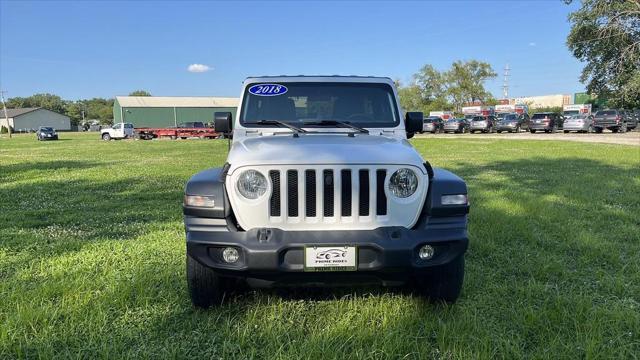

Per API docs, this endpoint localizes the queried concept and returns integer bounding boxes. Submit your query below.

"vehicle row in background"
[420,107,639,135]
[100,122,220,140]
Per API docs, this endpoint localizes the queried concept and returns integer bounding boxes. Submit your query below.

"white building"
[1,108,71,131]
[509,94,572,108]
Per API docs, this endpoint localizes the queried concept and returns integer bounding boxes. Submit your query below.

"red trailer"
[135,127,220,140]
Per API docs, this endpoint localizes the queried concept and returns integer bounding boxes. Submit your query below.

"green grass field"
[1,132,639,359]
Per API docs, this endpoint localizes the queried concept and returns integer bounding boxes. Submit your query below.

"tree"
[445,60,497,112]
[6,93,66,114]
[398,60,497,114]
[129,90,151,96]
[567,0,640,108]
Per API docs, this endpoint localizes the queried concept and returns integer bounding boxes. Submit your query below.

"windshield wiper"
[250,120,307,136]
[302,120,369,134]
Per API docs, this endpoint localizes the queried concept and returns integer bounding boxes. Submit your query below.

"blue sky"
[0,0,584,100]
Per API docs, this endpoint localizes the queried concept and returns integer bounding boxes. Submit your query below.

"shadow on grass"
[2,156,639,357]
[0,160,101,182]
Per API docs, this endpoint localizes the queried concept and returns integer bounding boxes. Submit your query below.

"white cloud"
[187,64,212,73]
[529,42,537,47]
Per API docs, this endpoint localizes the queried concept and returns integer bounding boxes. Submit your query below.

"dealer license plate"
[304,246,357,272]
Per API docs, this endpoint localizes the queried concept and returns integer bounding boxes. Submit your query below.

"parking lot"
[415,130,640,146]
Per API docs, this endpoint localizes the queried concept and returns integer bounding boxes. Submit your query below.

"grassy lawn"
[1,132,639,358]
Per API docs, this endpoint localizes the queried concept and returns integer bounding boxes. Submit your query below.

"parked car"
[443,118,469,133]
[592,109,636,133]
[183,75,470,307]
[101,122,135,140]
[422,116,444,133]
[563,114,594,133]
[496,113,529,133]
[469,115,496,133]
[36,126,58,141]
[528,112,564,133]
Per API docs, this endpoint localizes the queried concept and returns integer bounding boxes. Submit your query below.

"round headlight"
[237,170,268,199]
[388,168,418,198]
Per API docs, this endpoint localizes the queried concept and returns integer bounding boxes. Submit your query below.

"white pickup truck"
[100,123,134,141]
[182,76,470,307]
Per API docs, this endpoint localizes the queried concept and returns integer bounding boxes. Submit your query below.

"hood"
[226,134,425,173]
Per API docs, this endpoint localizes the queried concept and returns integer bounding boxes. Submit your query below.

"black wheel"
[102,133,111,141]
[414,255,465,303]
[594,127,603,133]
[497,130,502,133]
[530,129,536,133]
[186,255,233,308]
[564,130,569,134]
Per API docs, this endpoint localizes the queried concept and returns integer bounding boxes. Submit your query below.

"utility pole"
[502,63,510,101]
[0,90,10,139]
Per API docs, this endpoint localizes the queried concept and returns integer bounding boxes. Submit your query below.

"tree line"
[4,90,151,126]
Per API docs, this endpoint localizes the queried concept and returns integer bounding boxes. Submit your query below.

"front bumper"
[563,124,588,131]
[470,125,488,131]
[497,124,517,131]
[186,220,468,286]
[529,124,552,130]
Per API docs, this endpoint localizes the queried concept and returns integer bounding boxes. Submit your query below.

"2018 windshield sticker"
[248,84,288,96]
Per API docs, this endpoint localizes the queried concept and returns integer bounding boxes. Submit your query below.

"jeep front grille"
[269,167,388,220]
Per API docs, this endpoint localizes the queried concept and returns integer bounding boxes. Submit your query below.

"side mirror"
[405,112,423,135]
[214,112,232,134]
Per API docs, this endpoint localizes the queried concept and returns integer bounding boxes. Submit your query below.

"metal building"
[113,96,239,127]
[1,108,71,132]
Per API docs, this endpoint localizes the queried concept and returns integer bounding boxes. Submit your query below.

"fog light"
[418,245,435,260]
[222,247,239,263]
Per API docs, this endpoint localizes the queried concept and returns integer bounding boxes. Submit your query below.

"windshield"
[503,114,517,121]
[472,116,486,121]
[446,119,458,124]
[595,110,616,116]
[532,113,552,119]
[40,127,54,132]
[563,110,580,116]
[240,82,399,128]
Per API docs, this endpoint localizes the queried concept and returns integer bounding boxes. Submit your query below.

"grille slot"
[305,170,316,217]
[376,170,387,215]
[287,170,298,217]
[269,170,280,217]
[323,170,334,217]
[359,169,370,216]
[341,170,352,217]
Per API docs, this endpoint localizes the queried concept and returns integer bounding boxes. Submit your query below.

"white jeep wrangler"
[183,76,469,307]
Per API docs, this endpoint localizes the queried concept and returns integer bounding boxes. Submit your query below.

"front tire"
[530,129,536,133]
[415,255,465,303]
[102,133,111,141]
[187,255,232,308]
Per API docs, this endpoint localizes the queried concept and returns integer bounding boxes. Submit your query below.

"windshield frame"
[239,81,401,129]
